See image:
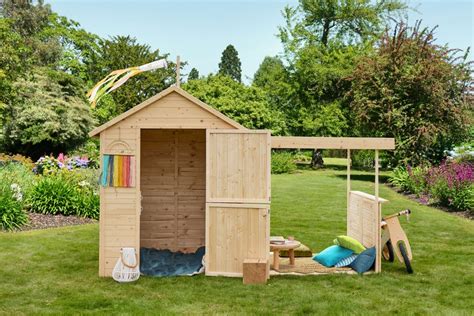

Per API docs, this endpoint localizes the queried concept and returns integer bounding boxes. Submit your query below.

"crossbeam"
[271,136,395,150]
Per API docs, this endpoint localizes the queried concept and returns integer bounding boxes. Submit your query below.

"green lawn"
[1,166,473,315]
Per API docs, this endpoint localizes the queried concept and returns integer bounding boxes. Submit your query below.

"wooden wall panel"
[347,190,386,273]
[207,131,270,203]
[206,204,269,277]
[140,129,205,253]
[99,128,139,277]
[109,92,235,130]
[100,187,138,276]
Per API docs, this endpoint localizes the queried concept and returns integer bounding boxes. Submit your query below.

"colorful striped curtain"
[100,155,135,187]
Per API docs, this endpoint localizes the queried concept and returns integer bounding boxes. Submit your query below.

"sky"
[46,0,473,82]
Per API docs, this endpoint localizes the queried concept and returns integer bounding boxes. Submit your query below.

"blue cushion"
[313,245,353,267]
[334,254,358,267]
[350,247,376,274]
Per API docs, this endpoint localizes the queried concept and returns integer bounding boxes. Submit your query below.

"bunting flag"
[100,155,135,187]
[87,59,168,107]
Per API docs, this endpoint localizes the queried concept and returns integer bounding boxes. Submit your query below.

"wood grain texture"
[206,130,271,203]
[90,86,243,137]
[206,204,269,277]
[271,136,395,150]
[140,129,205,253]
[347,190,385,273]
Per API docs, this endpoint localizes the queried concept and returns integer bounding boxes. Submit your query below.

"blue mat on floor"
[140,247,205,277]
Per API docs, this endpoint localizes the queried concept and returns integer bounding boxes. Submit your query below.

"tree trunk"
[311,149,324,169]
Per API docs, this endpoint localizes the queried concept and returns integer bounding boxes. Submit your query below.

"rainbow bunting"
[100,155,135,188]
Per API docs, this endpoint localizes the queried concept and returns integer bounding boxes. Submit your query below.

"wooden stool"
[270,240,301,271]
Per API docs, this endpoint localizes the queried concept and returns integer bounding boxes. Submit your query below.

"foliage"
[188,68,199,81]
[390,162,473,212]
[278,0,406,52]
[68,138,100,168]
[29,172,99,219]
[88,35,175,116]
[2,72,94,159]
[348,22,473,166]
[253,56,295,115]
[218,44,242,82]
[425,162,473,211]
[0,162,33,230]
[0,153,33,167]
[271,151,297,174]
[351,150,374,169]
[0,186,27,230]
[183,74,287,134]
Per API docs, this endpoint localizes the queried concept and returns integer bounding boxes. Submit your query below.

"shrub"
[0,189,28,230]
[426,162,474,211]
[0,163,30,230]
[29,172,99,219]
[0,162,36,202]
[68,139,100,168]
[389,165,427,195]
[272,151,297,174]
[351,150,374,169]
[0,154,33,168]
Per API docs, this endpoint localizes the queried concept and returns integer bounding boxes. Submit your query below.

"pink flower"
[58,153,65,162]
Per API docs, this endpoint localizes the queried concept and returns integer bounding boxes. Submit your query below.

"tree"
[3,71,94,159]
[218,44,242,82]
[348,22,472,166]
[272,0,406,166]
[183,75,286,134]
[88,35,176,114]
[279,0,406,55]
[188,68,199,81]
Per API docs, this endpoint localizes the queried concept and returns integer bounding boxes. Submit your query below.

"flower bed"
[389,161,473,213]
[0,153,100,231]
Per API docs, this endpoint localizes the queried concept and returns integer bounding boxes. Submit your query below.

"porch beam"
[271,136,395,150]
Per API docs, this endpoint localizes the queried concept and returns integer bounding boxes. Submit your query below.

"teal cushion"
[350,247,376,274]
[334,235,366,254]
[313,245,353,267]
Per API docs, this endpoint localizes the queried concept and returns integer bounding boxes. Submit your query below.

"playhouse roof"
[89,86,245,137]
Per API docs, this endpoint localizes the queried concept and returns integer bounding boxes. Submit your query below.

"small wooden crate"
[243,259,268,284]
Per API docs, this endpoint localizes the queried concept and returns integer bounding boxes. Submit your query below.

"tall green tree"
[348,23,472,166]
[3,71,94,159]
[184,75,286,134]
[218,44,242,82]
[88,36,176,115]
[188,68,199,81]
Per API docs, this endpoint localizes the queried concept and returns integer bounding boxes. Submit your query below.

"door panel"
[206,130,271,277]
[206,130,270,204]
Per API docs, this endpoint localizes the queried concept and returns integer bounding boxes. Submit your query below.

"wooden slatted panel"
[101,187,138,276]
[347,191,386,272]
[207,130,270,203]
[206,204,269,276]
[140,129,205,253]
[108,92,235,130]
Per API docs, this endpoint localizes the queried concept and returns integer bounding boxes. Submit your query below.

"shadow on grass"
[334,174,390,183]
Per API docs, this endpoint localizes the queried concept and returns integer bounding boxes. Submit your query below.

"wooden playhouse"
[90,85,394,279]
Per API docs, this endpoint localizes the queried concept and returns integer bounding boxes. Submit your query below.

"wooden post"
[176,55,181,87]
[374,150,381,273]
[347,149,351,213]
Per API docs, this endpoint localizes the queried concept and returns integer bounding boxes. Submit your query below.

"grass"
[1,164,473,314]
